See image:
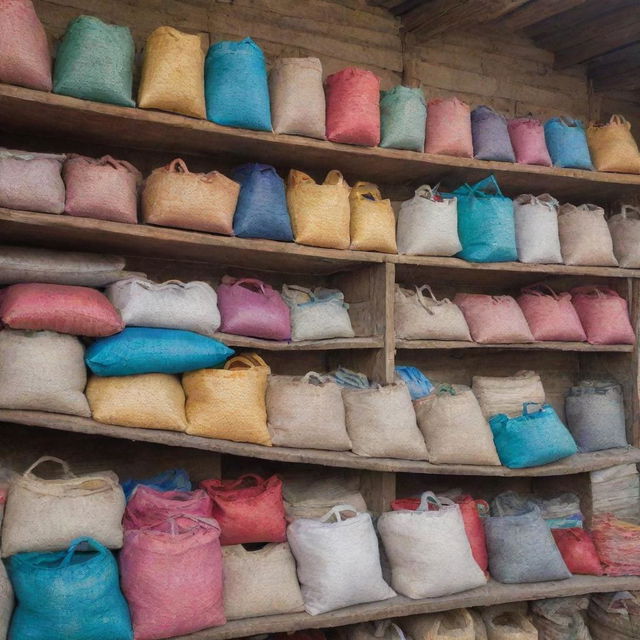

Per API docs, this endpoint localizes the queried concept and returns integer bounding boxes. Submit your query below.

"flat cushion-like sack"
[508,117,552,166]
[587,115,640,174]
[544,117,593,170]
[472,371,545,419]
[551,528,603,575]
[349,182,397,253]
[380,86,426,152]
[513,193,563,264]
[471,105,515,162]
[608,205,640,268]
[425,97,473,157]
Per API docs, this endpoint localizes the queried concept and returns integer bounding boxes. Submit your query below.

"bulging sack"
[425,97,473,157]
[513,193,562,264]
[401,611,476,640]
[138,26,206,119]
[608,205,640,268]
[142,158,239,235]
[380,86,427,151]
[508,117,552,166]
[544,117,593,170]
[587,115,640,174]
[472,371,545,419]
[471,105,515,162]
[1,457,125,557]
[269,57,325,139]
[551,528,603,575]
[349,182,397,253]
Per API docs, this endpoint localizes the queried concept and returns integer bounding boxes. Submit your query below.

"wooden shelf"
[396,339,634,352]
[214,333,382,351]
[2,411,639,477]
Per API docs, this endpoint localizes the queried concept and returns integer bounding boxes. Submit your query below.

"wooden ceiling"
[369,0,640,93]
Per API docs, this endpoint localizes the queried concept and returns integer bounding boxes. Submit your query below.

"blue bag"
[205,37,271,131]
[7,537,133,640]
[379,86,426,152]
[232,164,294,241]
[544,117,593,170]
[448,175,517,262]
[329,367,370,389]
[489,402,578,468]
[85,327,234,376]
[471,106,515,162]
[394,366,434,400]
[121,468,192,501]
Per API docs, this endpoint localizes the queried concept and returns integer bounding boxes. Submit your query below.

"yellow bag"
[286,170,350,249]
[587,115,640,174]
[138,26,206,119]
[86,373,187,431]
[142,158,240,234]
[183,353,272,445]
[349,182,397,253]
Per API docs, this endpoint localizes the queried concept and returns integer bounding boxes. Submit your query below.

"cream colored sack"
[222,542,304,619]
[395,285,472,341]
[86,373,187,431]
[349,620,409,640]
[558,203,618,266]
[472,371,545,419]
[1,457,125,557]
[608,205,640,268]
[349,182,397,253]
[0,563,12,640]
[587,115,640,174]
[414,384,500,465]
[482,610,538,640]
[400,610,476,640]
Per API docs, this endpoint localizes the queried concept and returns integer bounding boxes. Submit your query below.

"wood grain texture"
[496,0,587,30]
[213,333,383,351]
[395,340,635,352]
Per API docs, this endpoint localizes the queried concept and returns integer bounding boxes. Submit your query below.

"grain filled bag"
[142,159,239,234]
[508,117,552,166]
[138,27,206,119]
[63,155,141,223]
[482,610,538,640]
[0,0,51,91]
[400,611,476,640]
[472,371,545,419]
[325,67,380,146]
[269,57,325,138]
[267,373,351,450]
[287,169,351,249]
[425,97,473,157]
[0,329,90,416]
[349,182,397,253]
[609,205,640,268]
[121,469,192,502]
[350,620,411,640]
[380,86,427,151]
[551,528,603,575]
[342,382,428,459]
[0,562,11,640]
[86,373,188,432]
[414,384,500,465]
[201,474,286,545]
[106,277,220,335]
[287,505,395,615]
[378,492,487,598]
[1,457,125,557]
[471,105,515,162]
[53,16,134,107]
[531,596,592,640]
[558,203,618,266]
[544,117,593,170]
[395,366,434,400]
[395,284,471,341]
[513,193,562,264]
[587,115,640,174]
[588,592,640,640]
[120,517,224,640]
[223,543,304,619]
[0,148,65,213]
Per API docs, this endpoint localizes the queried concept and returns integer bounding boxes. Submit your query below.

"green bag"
[380,85,426,151]
[53,16,135,107]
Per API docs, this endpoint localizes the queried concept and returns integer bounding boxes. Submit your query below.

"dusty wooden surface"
[395,339,634,352]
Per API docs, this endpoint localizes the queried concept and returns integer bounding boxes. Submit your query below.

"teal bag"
[380,86,426,151]
[53,16,135,107]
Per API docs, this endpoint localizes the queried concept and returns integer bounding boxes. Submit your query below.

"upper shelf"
[1,84,640,202]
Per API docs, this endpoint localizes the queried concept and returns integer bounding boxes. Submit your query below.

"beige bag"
[587,115,640,174]
[286,169,350,249]
[472,371,545,419]
[414,384,501,465]
[349,182,397,253]
[349,621,408,640]
[400,610,476,640]
[609,205,640,268]
[0,329,90,417]
[558,203,618,266]
[342,383,428,460]
[470,610,489,640]
[142,159,239,235]
[395,284,472,341]
[1,457,125,557]
[86,374,187,431]
[482,610,538,640]
[267,373,351,450]
[0,563,12,640]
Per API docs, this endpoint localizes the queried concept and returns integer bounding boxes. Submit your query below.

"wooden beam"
[589,42,640,78]
[496,0,586,31]
[593,68,640,93]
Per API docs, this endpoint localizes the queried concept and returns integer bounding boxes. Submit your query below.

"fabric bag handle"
[521,283,560,300]
[414,184,440,199]
[224,353,269,370]
[224,474,265,491]
[97,155,141,178]
[301,371,331,384]
[416,491,455,512]
[374,621,408,640]
[320,504,358,522]
[522,401,544,415]
[571,286,619,299]
[287,170,314,188]
[621,205,640,220]
[59,537,107,567]
[282,283,314,303]
[230,277,268,294]
[470,175,503,198]
[437,383,458,396]
[324,169,346,186]
[167,158,190,174]
[610,114,631,129]
[24,456,74,479]
[415,284,452,313]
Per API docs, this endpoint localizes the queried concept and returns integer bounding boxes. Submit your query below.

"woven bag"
[609,205,640,268]
[350,620,411,640]
[513,193,562,264]
[544,117,593,170]
[587,115,640,174]
[0,562,11,640]
[400,611,476,640]
[482,610,538,640]
[349,182,397,253]
[471,105,515,162]
[380,86,426,151]
[551,528,603,575]
[508,117,552,166]
[425,97,473,157]
[472,371,545,419]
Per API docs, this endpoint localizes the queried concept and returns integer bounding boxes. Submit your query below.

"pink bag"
[508,117,552,166]
[0,0,52,91]
[217,276,291,341]
[324,67,380,146]
[123,486,212,530]
[120,516,225,640]
[424,97,473,157]
[571,286,636,345]
[0,283,123,337]
[517,285,587,342]
[454,293,535,344]
[63,155,141,224]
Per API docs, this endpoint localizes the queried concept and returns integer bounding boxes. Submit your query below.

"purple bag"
[471,106,515,162]
[508,117,552,166]
[217,276,291,340]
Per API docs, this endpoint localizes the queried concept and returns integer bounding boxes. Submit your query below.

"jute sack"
[222,543,304,619]
[0,329,90,417]
[0,562,12,640]
[349,621,409,640]
[414,384,501,465]
[472,371,545,419]
[587,115,640,174]
[513,193,562,264]
[482,610,538,640]
[342,382,428,459]
[1,456,125,557]
[349,182,397,253]
[267,374,352,450]
[86,373,188,432]
[395,284,471,341]
[609,205,640,268]
[400,610,476,640]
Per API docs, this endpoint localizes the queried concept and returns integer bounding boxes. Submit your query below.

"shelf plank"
[2,411,639,477]
[396,339,634,352]
[215,333,383,351]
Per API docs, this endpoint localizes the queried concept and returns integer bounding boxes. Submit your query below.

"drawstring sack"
[380,86,427,151]
[205,38,272,131]
[425,97,473,157]
[472,371,546,419]
[394,366,434,400]
[608,205,640,268]
[587,114,640,174]
[471,105,515,162]
[544,117,593,170]
[349,182,397,253]
[513,193,563,264]
[121,469,191,502]
[508,116,552,166]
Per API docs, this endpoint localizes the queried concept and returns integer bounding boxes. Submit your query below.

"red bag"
[325,67,380,146]
[0,283,124,337]
[424,97,473,158]
[552,528,603,575]
[200,474,287,545]
[592,513,640,576]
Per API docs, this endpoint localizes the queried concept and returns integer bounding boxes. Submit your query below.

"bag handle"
[59,537,107,567]
[324,170,345,186]
[229,277,268,295]
[287,170,314,188]
[282,283,314,303]
[25,456,74,479]
[301,371,330,384]
[416,491,455,512]
[224,353,269,370]
[415,184,439,199]
[523,401,544,415]
[320,504,358,522]
[353,182,381,201]
[521,283,560,300]
[621,205,640,220]
[224,474,264,491]
[98,155,141,178]
[374,621,408,640]
[470,175,503,198]
[437,383,458,396]
[415,285,452,314]
[610,114,631,129]
[571,285,619,299]
[167,158,189,174]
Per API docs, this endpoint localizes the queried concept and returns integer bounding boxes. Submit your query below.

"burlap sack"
[349,620,409,640]
[587,115,640,174]
[0,562,12,640]
[482,610,538,640]
[349,182,397,253]
[513,193,562,264]
[222,543,304,619]
[472,371,545,419]
[400,610,476,640]
[609,205,640,268]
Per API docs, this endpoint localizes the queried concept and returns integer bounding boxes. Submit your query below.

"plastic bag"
[587,115,640,174]
[592,514,640,575]
[540,493,584,529]
[513,193,563,264]
[508,116,552,166]
[471,105,515,162]
[552,528,603,575]
[380,86,426,151]
[330,366,370,389]
[425,97,473,157]
[349,182,397,253]
[608,205,640,268]
[473,371,546,419]
[400,611,476,640]
[545,117,593,170]
[394,366,434,400]
[122,469,191,502]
